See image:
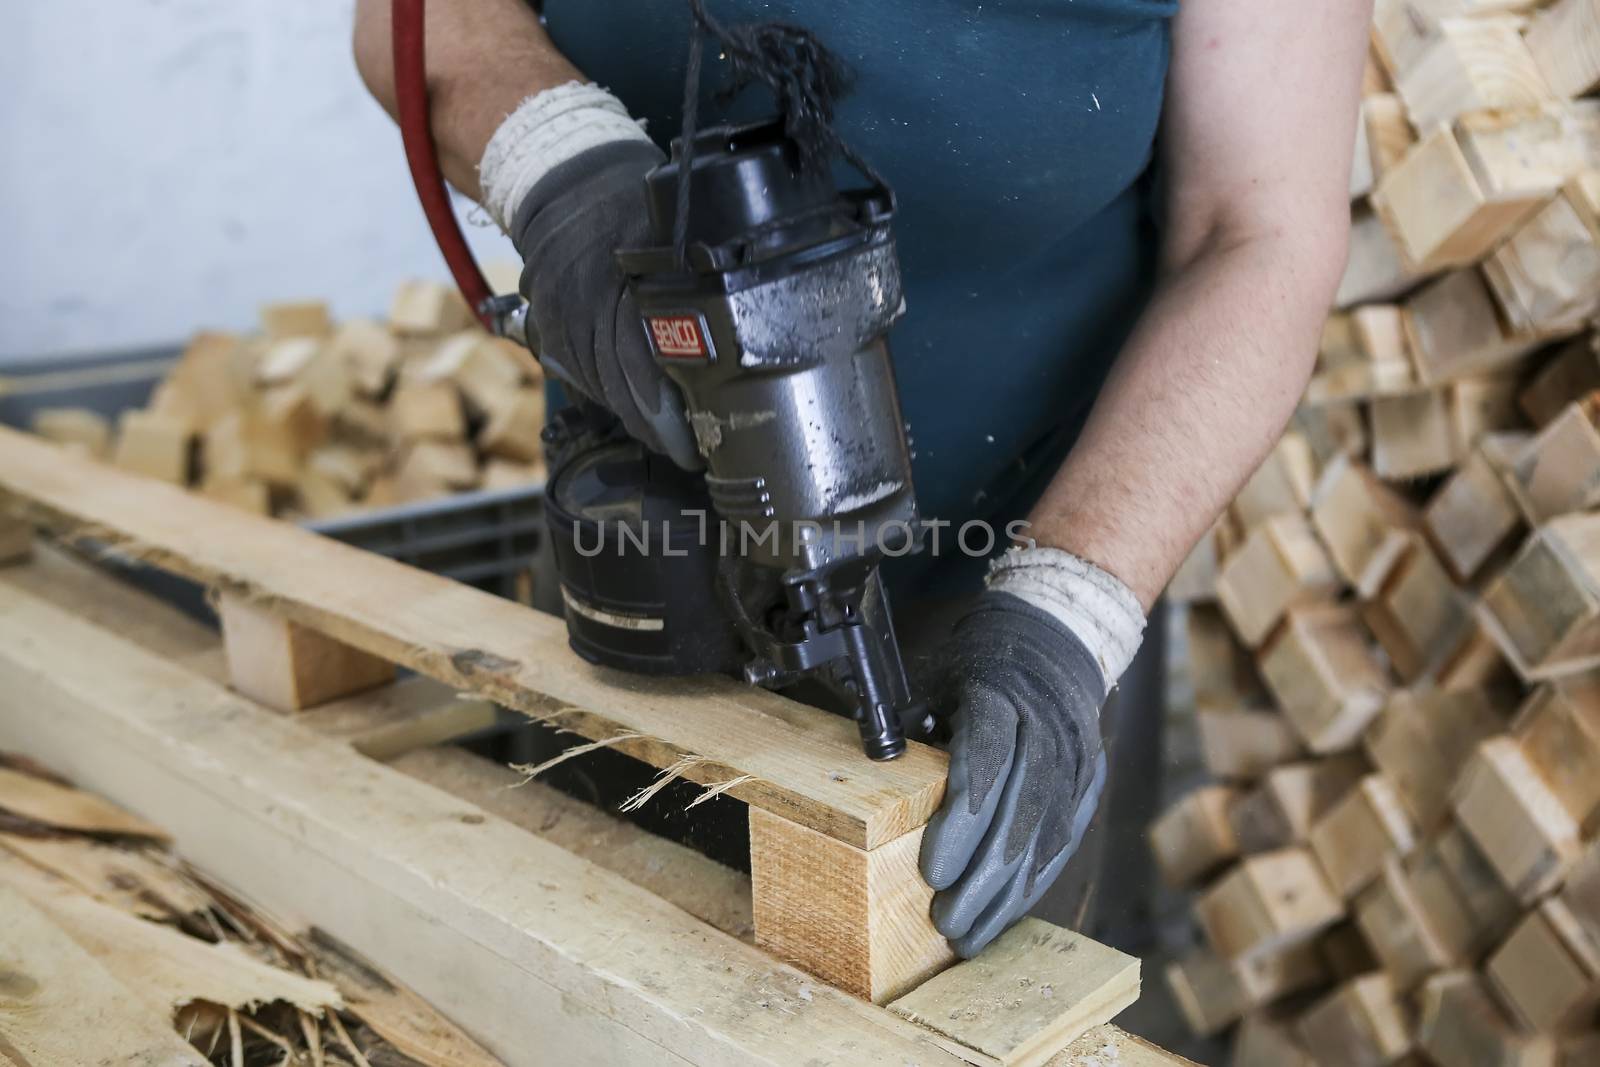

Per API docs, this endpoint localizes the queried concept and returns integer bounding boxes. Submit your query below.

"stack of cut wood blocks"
[1152,3,1600,1064]
[27,278,547,521]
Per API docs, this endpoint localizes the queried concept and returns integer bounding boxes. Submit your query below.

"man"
[355,0,1368,957]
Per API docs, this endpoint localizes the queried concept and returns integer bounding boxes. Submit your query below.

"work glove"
[481,84,700,469]
[920,547,1145,957]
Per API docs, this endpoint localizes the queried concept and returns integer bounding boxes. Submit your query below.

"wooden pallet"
[0,428,1188,1067]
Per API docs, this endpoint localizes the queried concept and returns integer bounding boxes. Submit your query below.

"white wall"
[0,0,512,360]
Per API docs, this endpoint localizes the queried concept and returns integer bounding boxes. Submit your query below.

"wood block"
[1167,522,1223,603]
[1479,511,1600,678]
[749,810,951,1004]
[410,332,529,414]
[255,337,323,386]
[394,440,479,499]
[1233,433,1315,529]
[1309,775,1418,898]
[1295,972,1413,1067]
[295,470,351,520]
[1194,848,1344,962]
[200,477,271,516]
[1295,399,1370,466]
[1457,102,1600,198]
[330,318,403,397]
[1230,755,1369,854]
[1309,307,1418,404]
[202,410,299,488]
[1526,0,1600,97]
[885,917,1137,1065]
[1522,337,1600,427]
[1486,899,1600,1033]
[1374,122,1550,271]
[1453,735,1583,903]
[30,407,110,458]
[1166,942,1325,1038]
[1355,858,1454,991]
[259,299,333,339]
[1365,690,1507,830]
[258,382,327,454]
[1148,784,1240,887]
[480,458,545,491]
[1560,837,1600,953]
[1513,677,1600,832]
[1185,602,1268,707]
[1366,93,1415,179]
[1449,377,1523,457]
[1417,971,1558,1067]
[1395,18,1552,130]
[1309,454,1418,598]
[477,389,546,464]
[1425,442,1525,581]
[390,280,476,336]
[218,593,395,712]
[152,331,247,431]
[1504,398,1600,525]
[1338,207,1428,309]
[1194,708,1303,782]
[1370,390,1457,479]
[1362,539,1473,682]
[1259,605,1391,753]
[1486,176,1600,334]
[1233,1013,1317,1067]
[306,445,376,496]
[1403,268,1549,386]
[1216,514,1339,647]
[333,396,390,447]
[388,381,466,441]
[1405,824,1521,962]
[111,410,192,485]
[0,515,31,566]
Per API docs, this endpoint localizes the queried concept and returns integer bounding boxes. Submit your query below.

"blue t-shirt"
[544,0,1176,589]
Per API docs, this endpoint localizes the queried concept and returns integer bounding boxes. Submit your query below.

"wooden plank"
[1232,1012,1316,1067]
[0,579,970,1067]
[1485,175,1600,334]
[1514,678,1600,836]
[749,808,952,1003]
[1193,708,1303,782]
[1522,337,1600,427]
[1424,439,1525,581]
[1354,857,1455,991]
[0,425,946,850]
[0,882,211,1067]
[1503,398,1600,526]
[1405,824,1520,962]
[1402,267,1558,388]
[1338,207,1428,308]
[0,765,168,840]
[887,919,1140,1067]
[1309,454,1418,599]
[1360,538,1473,682]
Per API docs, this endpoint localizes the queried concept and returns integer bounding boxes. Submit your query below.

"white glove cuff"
[986,546,1146,688]
[478,82,654,231]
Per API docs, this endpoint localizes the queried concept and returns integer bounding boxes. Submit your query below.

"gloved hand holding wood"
[921,547,1145,957]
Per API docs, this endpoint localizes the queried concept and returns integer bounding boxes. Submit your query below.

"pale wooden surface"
[0,765,169,841]
[219,591,396,710]
[0,425,945,850]
[0,883,211,1066]
[889,919,1141,1067]
[749,807,952,1003]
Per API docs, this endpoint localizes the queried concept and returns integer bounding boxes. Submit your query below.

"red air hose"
[392,0,496,329]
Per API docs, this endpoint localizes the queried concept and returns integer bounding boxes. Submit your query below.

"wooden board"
[887,919,1141,1067]
[0,882,211,1066]
[0,559,1176,1066]
[0,425,945,851]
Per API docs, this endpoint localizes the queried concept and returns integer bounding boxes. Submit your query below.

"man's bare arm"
[1026,0,1372,610]
[352,0,582,200]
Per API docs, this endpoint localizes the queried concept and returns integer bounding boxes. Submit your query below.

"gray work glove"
[919,590,1110,958]
[508,140,700,469]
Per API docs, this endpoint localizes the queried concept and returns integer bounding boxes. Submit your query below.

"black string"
[672,0,886,270]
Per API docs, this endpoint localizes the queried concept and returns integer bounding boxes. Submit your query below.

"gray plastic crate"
[1,345,545,616]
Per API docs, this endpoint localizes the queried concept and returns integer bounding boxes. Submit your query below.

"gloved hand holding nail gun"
[357,0,1367,955]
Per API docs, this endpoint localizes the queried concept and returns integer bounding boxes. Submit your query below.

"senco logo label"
[648,315,711,360]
